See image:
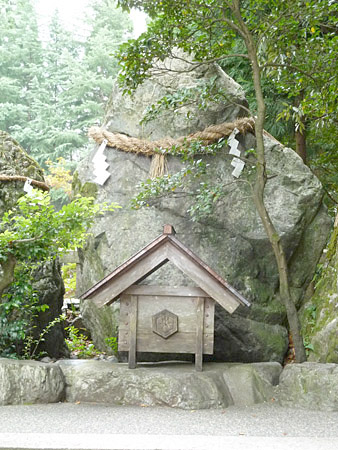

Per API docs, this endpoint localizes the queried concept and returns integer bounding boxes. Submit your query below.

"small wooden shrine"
[81,225,250,371]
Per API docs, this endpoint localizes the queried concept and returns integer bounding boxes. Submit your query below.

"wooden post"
[163,224,176,235]
[128,295,138,369]
[195,297,204,371]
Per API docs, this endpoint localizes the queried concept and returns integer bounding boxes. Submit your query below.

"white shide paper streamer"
[92,139,110,185]
[23,178,33,195]
[227,127,245,178]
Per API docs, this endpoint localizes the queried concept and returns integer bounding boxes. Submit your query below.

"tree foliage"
[0,190,119,357]
[45,158,74,208]
[0,190,118,294]
[0,0,132,166]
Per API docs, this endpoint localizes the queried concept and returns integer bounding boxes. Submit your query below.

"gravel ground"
[0,402,337,438]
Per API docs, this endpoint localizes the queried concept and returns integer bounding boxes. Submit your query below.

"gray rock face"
[301,224,338,364]
[276,362,338,411]
[76,60,330,364]
[211,305,289,363]
[106,57,248,140]
[0,358,65,405]
[58,360,281,409]
[80,298,119,355]
[32,260,69,358]
[309,318,338,363]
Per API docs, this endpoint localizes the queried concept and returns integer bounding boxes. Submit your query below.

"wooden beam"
[124,285,209,298]
[128,295,138,369]
[81,234,168,301]
[119,331,213,354]
[87,245,169,307]
[195,297,204,372]
[167,245,240,314]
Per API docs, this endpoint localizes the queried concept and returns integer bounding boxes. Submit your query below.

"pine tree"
[0,0,43,146]
[0,0,132,167]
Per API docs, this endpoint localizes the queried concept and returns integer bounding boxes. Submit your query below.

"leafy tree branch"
[0,190,119,298]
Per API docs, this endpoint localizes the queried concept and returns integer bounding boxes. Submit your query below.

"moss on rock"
[72,171,98,199]
[0,130,45,214]
[80,182,98,198]
[250,321,289,362]
[0,130,44,180]
[301,223,338,362]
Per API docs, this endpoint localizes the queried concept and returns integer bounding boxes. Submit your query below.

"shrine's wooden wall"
[118,285,215,361]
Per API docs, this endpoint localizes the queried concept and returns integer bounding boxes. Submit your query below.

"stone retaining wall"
[0,358,337,411]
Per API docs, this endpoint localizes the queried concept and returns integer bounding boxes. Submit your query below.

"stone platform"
[57,360,281,409]
[1,359,338,411]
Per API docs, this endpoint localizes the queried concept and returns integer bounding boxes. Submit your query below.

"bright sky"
[34,0,147,39]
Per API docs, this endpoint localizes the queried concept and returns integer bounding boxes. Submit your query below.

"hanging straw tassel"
[149,153,168,178]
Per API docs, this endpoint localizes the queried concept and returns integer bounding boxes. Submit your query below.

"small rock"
[107,355,118,363]
[40,357,53,363]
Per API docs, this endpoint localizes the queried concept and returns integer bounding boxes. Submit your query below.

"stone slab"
[276,362,338,411]
[57,360,281,409]
[0,358,65,406]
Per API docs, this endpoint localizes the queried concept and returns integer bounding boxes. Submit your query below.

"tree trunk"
[294,93,307,164]
[0,254,16,300]
[295,126,307,164]
[232,1,307,362]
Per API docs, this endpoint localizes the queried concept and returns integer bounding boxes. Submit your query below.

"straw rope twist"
[88,117,255,155]
[88,117,255,178]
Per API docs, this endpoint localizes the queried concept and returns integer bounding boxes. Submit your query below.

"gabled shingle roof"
[81,225,250,313]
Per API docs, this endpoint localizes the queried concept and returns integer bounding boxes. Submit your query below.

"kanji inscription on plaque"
[152,309,178,339]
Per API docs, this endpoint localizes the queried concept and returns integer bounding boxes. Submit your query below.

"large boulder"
[301,222,338,363]
[276,362,338,411]
[0,131,67,358]
[105,57,249,140]
[0,358,65,405]
[58,360,281,409]
[75,58,330,363]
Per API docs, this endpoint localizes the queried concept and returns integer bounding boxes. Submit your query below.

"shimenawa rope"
[88,117,255,177]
